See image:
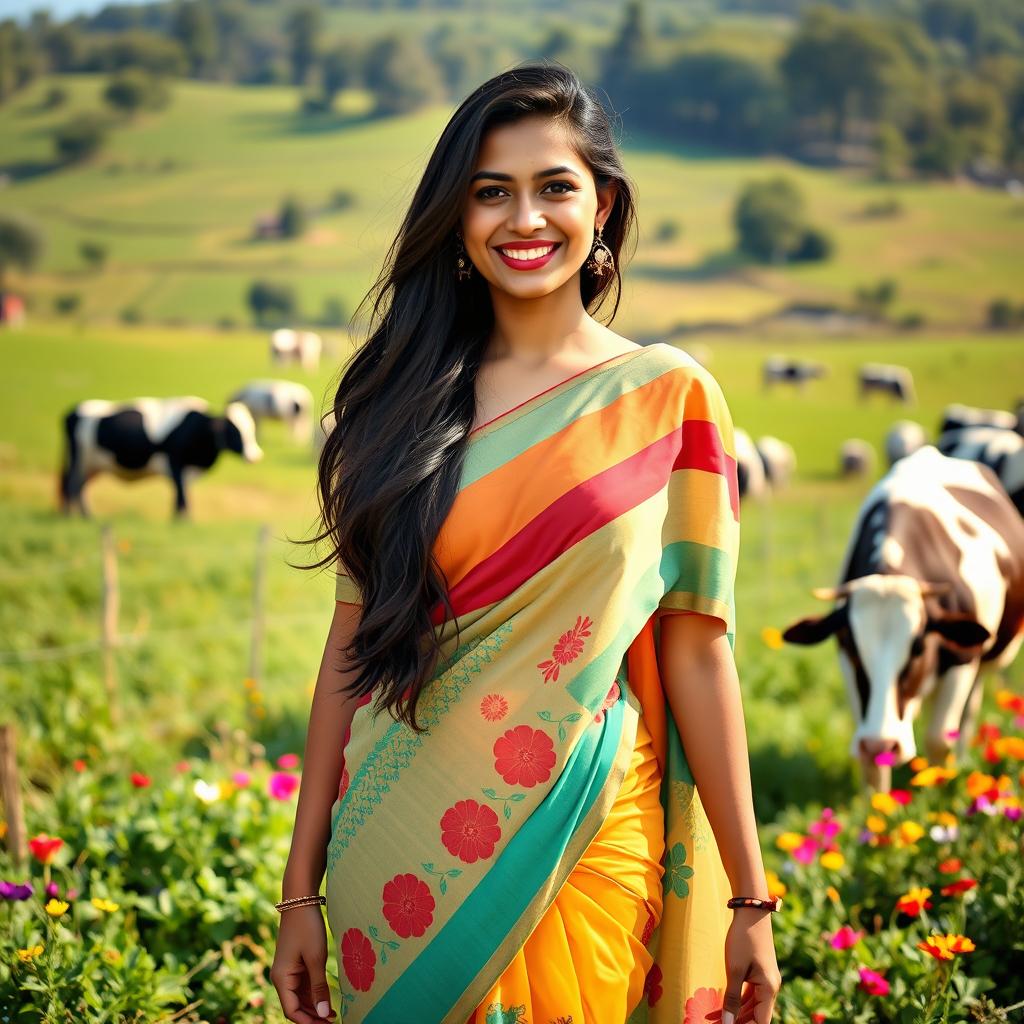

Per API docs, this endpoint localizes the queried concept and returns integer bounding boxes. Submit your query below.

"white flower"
[193,779,221,804]
[929,824,958,843]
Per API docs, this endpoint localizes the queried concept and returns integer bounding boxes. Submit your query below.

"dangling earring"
[454,233,473,282]
[585,223,614,278]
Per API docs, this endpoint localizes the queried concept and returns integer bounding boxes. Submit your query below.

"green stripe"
[461,344,688,488]
[661,540,733,617]
[364,694,627,1020]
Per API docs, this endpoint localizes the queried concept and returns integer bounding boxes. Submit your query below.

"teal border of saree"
[362,690,636,1021]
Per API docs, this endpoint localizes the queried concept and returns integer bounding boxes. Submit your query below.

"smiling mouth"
[494,243,561,261]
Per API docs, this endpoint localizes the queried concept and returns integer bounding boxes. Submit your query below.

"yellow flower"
[871,792,898,815]
[760,627,784,650]
[911,766,956,787]
[825,885,841,903]
[966,771,996,797]
[993,737,1024,759]
[776,831,804,851]
[45,898,69,917]
[917,933,976,960]
[894,821,925,846]
[91,897,120,913]
[243,677,257,689]
[765,870,787,900]
[820,850,845,870]
[17,944,44,962]
[929,811,957,828]
[866,814,888,833]
[910,755,929,771]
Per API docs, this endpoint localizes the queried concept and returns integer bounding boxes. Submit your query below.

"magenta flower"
[0,881,34,901]
[1006,805,1022,821]
[857,967,890,996]
[792,837,818,864]
[873,751,897,766]
[268,771,299,800]
[276,752,300,769]
[829,925,864,950]
[231,770,251,786]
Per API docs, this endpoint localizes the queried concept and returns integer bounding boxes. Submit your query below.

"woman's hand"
[270,906,338,1024]
[721,910,782,1024]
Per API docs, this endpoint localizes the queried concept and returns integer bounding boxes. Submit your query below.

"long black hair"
[302,60,638,730]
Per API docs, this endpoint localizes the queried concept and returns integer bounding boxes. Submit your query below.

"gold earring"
[454,234,473,282]
[585,224,614,277]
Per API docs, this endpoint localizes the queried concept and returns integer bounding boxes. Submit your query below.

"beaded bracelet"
[726,895,783,912]
[275,894,327,913]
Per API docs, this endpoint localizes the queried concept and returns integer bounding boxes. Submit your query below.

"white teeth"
[499,245,555,261]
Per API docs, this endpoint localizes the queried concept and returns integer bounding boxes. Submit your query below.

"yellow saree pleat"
[468,710,665,1023]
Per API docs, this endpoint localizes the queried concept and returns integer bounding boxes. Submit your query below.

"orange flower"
[966,771,997,797]
[911,765,956,787]
[917,933,975,961]
[765,870,787,900]
[938,857,962,874]
[896,886,933,915]
[893,821,925,846]
[866,814,887,833]
[760,627,784,650]
[870,792,898,815]
[995,689,1024,714]
[910,755,929,771]
[992,737,1024,760]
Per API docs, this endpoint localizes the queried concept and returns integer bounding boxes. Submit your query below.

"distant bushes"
[103,68,171,116]
[247,279,296,326]
[987,297,1024,328]
[52,112,110,164]
[734,176,834,264]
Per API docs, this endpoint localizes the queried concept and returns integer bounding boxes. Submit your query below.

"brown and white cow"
[782,445,1024,791]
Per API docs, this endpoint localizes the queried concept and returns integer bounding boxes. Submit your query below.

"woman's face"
[459,114,616,300]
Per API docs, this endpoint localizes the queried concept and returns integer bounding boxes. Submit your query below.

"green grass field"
[3,74,1024,332]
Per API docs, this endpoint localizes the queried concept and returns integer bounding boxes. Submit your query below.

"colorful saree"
[326,342,741,1022]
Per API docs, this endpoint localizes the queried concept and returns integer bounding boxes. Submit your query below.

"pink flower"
[493,725,556,788]
[874,751,897,766]
[130,772,151,788]
[173,760,190,774]
[268,771,299,800]
[829,925,864,950]
[381,873,435,938]
[890,789,912,805]
[594,681,620,724]
[537,614,593,682]
[340,928,375,991]
[857,967,889,996]
[440,799,501,863]
[792,837,818,864]
[231,770,251,786]
[682,986,724,1022]
[479,694,509,722]
[276,752,300,769]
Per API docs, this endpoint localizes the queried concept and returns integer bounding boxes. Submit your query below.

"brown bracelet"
[275,894,326,913]
[727,896,783,912]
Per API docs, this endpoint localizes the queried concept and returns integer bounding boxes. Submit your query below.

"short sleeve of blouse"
[655,365,741,640]
[334,557,363,606]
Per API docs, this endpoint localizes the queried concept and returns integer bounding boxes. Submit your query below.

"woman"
[272,62,781,1023]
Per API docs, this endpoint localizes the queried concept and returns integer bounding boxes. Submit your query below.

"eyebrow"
[469,165,581,184]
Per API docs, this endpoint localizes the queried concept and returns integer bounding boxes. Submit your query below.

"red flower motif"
[683,986,725,1022]
[493,725,556,788]
[440,799,501,863]
[644,962,663,1007]
[381,873,435,938]
[340,928,375,992]
[594,681,620,723]
[537,614,593,682]
[480,693,510,722]
[640,905,657,946]
[337,767,350,801]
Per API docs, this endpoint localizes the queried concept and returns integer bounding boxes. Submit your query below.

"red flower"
[440,799,501,863]
[479,693,509,722]
[493,725,556,788]
[130,772,151,788]
[537,614,593,682]
[644,963,663,1007]
[641,905,657,946]
[594,681,620,724]
[340,928,375,992]
[811,1015,827,1023]
[382,873,435,938]
[72,759,86,772]
[29,834,64,864]
[683,986,725,1022]
[940,878,978,896]
[938,857,962,874]
[889,789,911,805]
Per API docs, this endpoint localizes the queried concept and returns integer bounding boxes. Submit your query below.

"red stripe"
[431,417,735,624]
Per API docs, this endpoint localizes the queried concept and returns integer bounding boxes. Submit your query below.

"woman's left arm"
[659,610,782,1024]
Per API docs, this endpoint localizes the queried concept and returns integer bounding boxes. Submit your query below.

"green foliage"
[854,277,900,320]
[79,240,108,271]
[53,292,81,316]
[734,175,831,264]
[363,34,444,117]
[278,195,306,240]
[52,111,110,164]
[986,297,1024,328]
[103,67,171,116]
[247,279,297,326]
[0,212,45,285]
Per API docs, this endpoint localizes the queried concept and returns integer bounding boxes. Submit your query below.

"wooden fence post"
[0,722,27,868]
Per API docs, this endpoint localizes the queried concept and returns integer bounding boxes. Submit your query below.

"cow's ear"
[782,607,845,646]
[926,612,990,651]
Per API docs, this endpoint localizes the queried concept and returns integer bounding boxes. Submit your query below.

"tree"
[733,177,807,264]
[600,0,653,103]
[247,279,296,326]
[172,0,217,77]
[53,112,109,164]
[363,34,444,117]
[103,68,171,116]
[80,240,108,271]
[0,213,44,288]
[286,4,322,86]
[320,40,361,105]
[278,196,306,239]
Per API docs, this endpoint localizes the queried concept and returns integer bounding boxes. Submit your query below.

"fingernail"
[722,1013,734,1024]
[317,1001,331,1018]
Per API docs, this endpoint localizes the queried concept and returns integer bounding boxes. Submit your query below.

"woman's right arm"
[271,600,363,1024]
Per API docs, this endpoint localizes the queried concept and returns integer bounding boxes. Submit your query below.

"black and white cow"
[228,379,314,443]
[858,363,915,404]
[734,427,767,500]
[783,445,1024,790]
[937,426,1024,516]
[840,438,875,478]
[884,420,927,467]
[755,435,797,490]
[939,402,1020,436]
[60,397,263,518]
[762,355,827,390]
[270,328,322,372]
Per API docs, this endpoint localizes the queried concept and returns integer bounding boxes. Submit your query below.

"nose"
[507,195,545,235]
[859,737,899,759]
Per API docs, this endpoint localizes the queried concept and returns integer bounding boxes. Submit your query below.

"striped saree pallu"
[326,342,741,1022]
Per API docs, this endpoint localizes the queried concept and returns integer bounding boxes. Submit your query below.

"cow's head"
[223,402,264,462]
[782,574,989,770]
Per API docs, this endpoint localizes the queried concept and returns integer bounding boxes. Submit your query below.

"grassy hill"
[2,74,1023,332]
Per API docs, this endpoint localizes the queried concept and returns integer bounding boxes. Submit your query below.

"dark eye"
[544,181,576,194]
[475,186,504,200]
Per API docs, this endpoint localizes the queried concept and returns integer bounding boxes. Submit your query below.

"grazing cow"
[755,435,797,490]
[270,328,322,372]
[782,446,1024,791]
[734,427,767,500]
[762,355,827,390]
[840,439,875,478]
[938,402,1019,436]
[937,426,1024,516]
[858,363,915,404]
[885,420,928,467]
[60,397,263,518]
[228,379,314,443]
